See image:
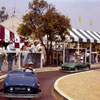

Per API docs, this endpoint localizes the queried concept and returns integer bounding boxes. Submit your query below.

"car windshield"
[69,60,80,63]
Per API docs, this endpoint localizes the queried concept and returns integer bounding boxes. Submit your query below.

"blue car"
[3,68,41,99]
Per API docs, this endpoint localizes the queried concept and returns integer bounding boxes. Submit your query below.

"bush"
[1,53,6,59]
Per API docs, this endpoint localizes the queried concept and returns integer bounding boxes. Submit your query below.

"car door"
[78,62,83,69]
[80,63,87,69]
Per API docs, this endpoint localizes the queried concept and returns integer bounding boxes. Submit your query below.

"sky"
[0,0,100,32]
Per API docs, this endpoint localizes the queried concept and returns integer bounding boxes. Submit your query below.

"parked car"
[61,61,90,72]
[3,68,41,100]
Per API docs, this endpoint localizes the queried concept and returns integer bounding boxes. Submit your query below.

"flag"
[67,16,70,21]
[67,16,69,19]
[90,20,92,26]
[79,17,82,24]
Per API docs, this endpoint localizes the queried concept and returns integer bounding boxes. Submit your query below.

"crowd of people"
[65,49,85,63]
[21,40,45,68]
[0,40,46,72]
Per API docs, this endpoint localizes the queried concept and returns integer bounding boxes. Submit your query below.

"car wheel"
[75,67,78,72]
[88,66,90,69]
[86,66,90,70]
[84,66,90,71]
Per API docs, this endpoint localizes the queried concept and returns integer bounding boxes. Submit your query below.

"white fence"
[0,50,43,71]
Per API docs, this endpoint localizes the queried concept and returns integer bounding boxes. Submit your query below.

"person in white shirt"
[0,44,5,72]
[7,41,15,71]
[32,40,41,68]
[7,41,15,51]
[31,44,37,53]
[22,41,31,67]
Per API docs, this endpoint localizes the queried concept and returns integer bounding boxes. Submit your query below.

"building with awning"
[0,15,24,48]
[63,28,100,64]
[0,24,24,48]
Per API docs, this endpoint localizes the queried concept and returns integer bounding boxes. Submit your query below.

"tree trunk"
[40,35,50,66]
[40,35,53,66]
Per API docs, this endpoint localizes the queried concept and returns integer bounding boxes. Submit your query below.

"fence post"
[18,52,21,69]
[40,52,43,68]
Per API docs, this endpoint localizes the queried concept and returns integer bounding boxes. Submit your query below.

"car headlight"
[38,82,40,87]
[27,87,31,92]
[10,87,13,91]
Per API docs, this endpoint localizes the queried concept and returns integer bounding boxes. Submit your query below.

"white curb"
[54,70,94,100]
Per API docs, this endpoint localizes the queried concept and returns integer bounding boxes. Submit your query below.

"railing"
[0,50,43,71]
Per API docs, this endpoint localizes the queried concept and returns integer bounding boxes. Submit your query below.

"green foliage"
[42,6,71,41]
[17,23,32,38]
[0,7,8,22]
[1,53,6,59]
[17,0,71,41]
[17,0,72,65]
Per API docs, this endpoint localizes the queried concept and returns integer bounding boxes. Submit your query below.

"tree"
[17,0,71,65]
[0,7,8,22]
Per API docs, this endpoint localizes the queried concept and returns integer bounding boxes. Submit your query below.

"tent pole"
[89,43,92,64]
[63,43,65,64]
[78,42,80,55]
[18,52,21,69]
[85,48,87,63]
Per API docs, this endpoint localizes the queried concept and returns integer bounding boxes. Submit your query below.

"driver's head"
[28,62,33,68]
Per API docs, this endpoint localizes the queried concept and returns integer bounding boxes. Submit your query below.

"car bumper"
[62,67,75,73]
[62,69,77,73]
[62,68,90,73]
[3,92,42,99]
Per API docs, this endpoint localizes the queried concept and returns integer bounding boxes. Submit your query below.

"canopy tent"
[64,28,100,64]
[69,28,100,43]
[0,24,24,48]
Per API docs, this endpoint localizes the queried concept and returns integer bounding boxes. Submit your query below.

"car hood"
[4,71,37,87]
[62,62,78,68]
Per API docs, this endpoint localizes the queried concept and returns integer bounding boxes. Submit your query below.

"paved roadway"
[0,64,99,100]
[0,70,67,100]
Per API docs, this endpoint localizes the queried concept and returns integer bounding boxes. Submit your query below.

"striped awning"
[0,24,24,48]
[69,28,100,43]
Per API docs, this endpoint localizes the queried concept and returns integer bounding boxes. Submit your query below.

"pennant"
[67,16,69,20]
[79,17,82,24]
[90,20,92,26]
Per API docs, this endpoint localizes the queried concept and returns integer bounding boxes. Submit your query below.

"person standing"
[22,41,33,67]
[0,44,5,72]
[22,41,29,67]
[32,40,41,68]
[7,41,15,71]
[41,44,46,65]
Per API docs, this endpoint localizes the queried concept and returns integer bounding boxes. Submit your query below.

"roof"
[0,15,22,34]
[68,28,100,43]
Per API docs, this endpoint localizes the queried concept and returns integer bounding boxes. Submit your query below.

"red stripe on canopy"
[10,31,15,41]
[20,36,24,43]
[0,25,5,42]
[0,25,25,48]
[15,43,19,48]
